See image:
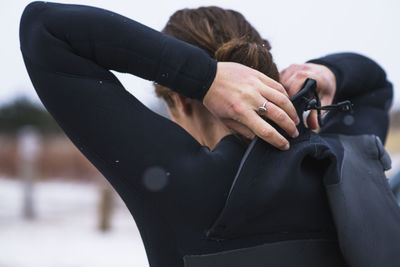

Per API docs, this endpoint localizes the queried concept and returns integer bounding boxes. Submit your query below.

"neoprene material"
[19,2,393,267]
[183,239,347,267]
[214,83,398,267]
[324,134,400,267]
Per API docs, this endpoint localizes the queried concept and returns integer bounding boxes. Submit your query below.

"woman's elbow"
[19,1,49,56]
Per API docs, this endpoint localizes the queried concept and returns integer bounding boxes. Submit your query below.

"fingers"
[280,64,314,97]
[240,109,290,150]
[257,98,299,138]
[280,64,298,84]
[204,62,304,149]
[280,62,337,131]
[259,85,300,125]
[282,70,308,97]
[222,119,255,140]
[243,78,299,140]
[227,78,299,133]
[307,110,319,130]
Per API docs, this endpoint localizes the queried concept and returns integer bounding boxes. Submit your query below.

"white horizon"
[2,0,399,110]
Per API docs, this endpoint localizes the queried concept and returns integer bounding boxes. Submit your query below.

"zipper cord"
[302,94,353,127]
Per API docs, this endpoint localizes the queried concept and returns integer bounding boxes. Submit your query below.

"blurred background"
[1,0,399,266]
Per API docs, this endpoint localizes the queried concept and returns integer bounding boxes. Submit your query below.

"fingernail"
[292,129,299,138]
[282,143,290,150]
[295,116,300,125]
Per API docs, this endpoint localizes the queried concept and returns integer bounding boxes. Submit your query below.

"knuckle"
[276,111,286,121]
[260,127,273,139]
[277,96,288,107]
[242,90,254,100]
[231,102,244,115]
[276,83,286,93]
[247,76,260,88]
[295,71,307,79]
[300,64,310,70]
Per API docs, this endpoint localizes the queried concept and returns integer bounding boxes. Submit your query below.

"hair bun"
[214,38,279,82]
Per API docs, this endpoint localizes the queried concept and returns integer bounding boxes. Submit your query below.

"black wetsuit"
[19,2,393,267]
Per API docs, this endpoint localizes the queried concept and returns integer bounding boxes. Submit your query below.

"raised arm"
[281,52,393,143]
[308,53,393,143]
[19,1,216,100]
[20,1,211,193]
[20,1,300,151]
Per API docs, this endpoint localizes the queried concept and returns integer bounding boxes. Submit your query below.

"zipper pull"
[305,99,353,112]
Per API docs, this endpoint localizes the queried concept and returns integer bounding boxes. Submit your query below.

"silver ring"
[258,100,268,113]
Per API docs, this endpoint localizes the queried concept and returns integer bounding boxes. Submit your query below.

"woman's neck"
[168,102,233,150]
[173,109,232,150]
[197,118,232,150]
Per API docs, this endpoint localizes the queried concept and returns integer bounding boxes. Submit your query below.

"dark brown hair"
[155,6,279,107]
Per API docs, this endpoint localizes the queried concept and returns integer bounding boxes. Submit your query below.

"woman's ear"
[171,93,193,116]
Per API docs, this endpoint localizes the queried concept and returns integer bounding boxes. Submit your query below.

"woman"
[19,2,392,267]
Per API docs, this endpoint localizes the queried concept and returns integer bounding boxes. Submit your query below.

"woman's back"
[19,2,392,267]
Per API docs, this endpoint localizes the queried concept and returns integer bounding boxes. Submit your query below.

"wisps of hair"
[155,6,279,106]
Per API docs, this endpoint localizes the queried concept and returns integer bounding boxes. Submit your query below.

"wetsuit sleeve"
[19,2,213,191]
[20,1,216,101]
[308,53,393,143]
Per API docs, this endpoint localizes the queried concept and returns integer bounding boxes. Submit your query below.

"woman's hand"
[280,63,337,130]
[203,62,300,151]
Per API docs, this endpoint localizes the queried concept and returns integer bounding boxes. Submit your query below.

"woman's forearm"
[308,52,393,142]
[19,1,216,101]
[307,52,392,103]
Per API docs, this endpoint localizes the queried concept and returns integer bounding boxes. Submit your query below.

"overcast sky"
[1,0,399,110]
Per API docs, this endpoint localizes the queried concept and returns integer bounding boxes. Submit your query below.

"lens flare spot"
[142,166,169,192]
[343,115,354,126]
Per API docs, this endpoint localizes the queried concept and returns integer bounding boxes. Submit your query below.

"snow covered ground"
[1,154,400,267]
[0,178,149,267]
